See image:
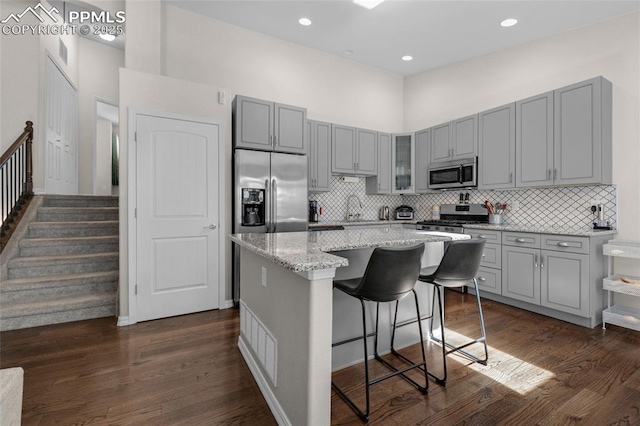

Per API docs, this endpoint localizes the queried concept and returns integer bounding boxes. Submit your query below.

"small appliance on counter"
[379,206,390,220]
[395,205,414,220]
[309,200,319,223]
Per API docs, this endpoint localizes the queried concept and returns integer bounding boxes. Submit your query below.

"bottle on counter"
[431,204,440,220]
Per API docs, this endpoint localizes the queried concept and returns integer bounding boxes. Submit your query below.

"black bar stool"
[416,238,488,384]
[332,243,428,423]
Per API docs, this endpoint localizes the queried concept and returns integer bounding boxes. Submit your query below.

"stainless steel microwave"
[428,157,477,189]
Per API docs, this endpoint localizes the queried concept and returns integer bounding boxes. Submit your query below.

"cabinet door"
[274,103,306,154]
[502,246,540,305]
[541,250,589,317]
[393,133,414,193]
[332,124,356,173]
[415,128,431,193]
[452,114,478,159]
[516,92,553,187]
[478,104,515,189]
[553,77,612,185]
[234,96,273,150]
[314,121,332,192]
[430,123,451,163]
[476,267,502,295]
[377,132,392,193]
[355,128,377,175]
[306,120,314,191]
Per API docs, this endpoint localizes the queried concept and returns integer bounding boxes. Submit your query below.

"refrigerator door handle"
[265,178,271,231]
[272,178,277,233]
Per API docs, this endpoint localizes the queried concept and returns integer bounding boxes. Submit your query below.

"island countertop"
[229,228,466,272]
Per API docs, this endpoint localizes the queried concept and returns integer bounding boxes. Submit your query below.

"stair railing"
[1,121,34,252]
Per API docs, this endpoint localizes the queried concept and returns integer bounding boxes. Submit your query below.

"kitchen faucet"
[347,194,362,221]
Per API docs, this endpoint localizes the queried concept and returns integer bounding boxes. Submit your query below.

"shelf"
[603,305,640,331]
[603,274,640,297]
[603,240,640,259]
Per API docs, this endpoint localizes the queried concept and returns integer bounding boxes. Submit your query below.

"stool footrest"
[430,334,488,364]
[332,331,377,348]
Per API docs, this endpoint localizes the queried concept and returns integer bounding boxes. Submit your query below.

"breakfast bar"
[229,228,468,426]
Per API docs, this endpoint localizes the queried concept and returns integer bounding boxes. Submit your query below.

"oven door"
[428,158,477,189]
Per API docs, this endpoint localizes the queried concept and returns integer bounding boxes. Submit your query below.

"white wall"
[161,4,404,133]
[77,37,124,194]
[404,12,640,306]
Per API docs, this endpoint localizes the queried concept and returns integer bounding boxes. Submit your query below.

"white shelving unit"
[602,240,640,330]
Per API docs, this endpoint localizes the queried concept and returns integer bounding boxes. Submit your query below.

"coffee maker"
[241,188,265,226]
[309,200,319,223]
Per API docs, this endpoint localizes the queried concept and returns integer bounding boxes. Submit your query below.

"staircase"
[0,195,119,331]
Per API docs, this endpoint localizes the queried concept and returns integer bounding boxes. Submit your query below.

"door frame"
[126,108,226,325]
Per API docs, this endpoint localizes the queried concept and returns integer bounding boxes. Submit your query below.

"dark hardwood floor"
[1,291,640,425]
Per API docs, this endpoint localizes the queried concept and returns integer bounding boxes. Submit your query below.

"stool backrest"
[353,243,425,302]
[430,239,486,286]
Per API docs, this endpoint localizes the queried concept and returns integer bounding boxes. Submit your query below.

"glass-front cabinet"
[392,133,415,193]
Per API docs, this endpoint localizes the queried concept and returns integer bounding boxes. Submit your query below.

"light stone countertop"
[463,223,618,237]
[309,220,417,227]
[229,228,465,272]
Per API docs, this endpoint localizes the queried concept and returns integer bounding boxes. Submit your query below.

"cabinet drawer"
[480,242,501,269]
[475,267,502,295]
[541,234,589,255]
[466,229,501,242]
[502,231,541,249]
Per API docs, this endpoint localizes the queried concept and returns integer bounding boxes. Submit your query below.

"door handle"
[272,178,277,233]
[534,254,538,268]
[265,178,270,229]
[204,223,217,230]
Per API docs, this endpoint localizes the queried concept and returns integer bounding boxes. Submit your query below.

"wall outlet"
[261,266,267,288]
[218,90,226,105]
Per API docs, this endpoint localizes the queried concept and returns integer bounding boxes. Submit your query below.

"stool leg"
[412,289,430,392]
[472,279,489,365]
[427,284,447,384]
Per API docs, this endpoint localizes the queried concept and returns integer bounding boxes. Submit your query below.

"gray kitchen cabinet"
[502,245,541,305]
[478,103,515,189]
[553,77,612,186]
[540,250,590,317]
[516,92,554,187]
[430,115,478,164]
[331,125,377,176]
[415,128,432,193]
[392,133,414,193]
[233,95,307,154]
[366,132,391,194]
[466,229,502,295]
[308,120,331,192]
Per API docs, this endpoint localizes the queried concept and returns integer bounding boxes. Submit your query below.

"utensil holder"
[488,214,503,225]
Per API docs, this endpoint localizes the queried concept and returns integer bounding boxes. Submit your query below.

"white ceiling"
[165,0,640,76]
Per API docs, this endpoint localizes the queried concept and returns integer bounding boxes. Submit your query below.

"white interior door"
[135,114,220,322]
[45,56,77,194]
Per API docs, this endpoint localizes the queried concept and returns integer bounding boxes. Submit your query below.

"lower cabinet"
[502,245,541,305]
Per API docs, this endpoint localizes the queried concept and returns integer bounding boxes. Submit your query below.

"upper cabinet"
[392,133,415,193]
[415,128,432,193]
[430,114,478,164]
[366,132,391,194]
[233,95,307,154]
[332,125,377,176]
[553,77,612,186]
[308,120,332,192]
[478,103,515,190]
[516,92,554,187]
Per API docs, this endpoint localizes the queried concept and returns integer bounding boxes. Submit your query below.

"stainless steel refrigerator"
[233,149,308,303]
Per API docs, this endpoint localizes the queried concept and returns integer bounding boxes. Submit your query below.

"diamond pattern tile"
[310,177,617,229]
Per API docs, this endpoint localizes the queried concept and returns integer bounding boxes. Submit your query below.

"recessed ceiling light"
[343,50,354,55]
[99,34,116,42]
[402,55,413,61]
[500,18,518,27]
[298,17,312,26]
[353,0,385,10]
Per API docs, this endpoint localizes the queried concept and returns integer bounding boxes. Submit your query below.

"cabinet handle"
[558,242,570,247]
[547,169,551,180]
[509,172,513,183]
[534,254,538,268]
[274,135,278,146]
[478,235,486,239]
[478,277,486,282]
[482,254,486,258]
[541,255,545,268]
[515,238,526,243]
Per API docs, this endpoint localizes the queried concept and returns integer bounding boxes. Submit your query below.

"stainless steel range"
[416,204,489,233]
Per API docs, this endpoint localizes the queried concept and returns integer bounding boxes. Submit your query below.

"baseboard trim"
[117,316,135,326]
[238,337,291,426]
[220,299,234,309]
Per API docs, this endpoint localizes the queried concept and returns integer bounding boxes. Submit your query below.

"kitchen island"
[229,228,468,426]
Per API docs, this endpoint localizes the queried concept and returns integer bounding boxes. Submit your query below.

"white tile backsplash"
[310,176,617,229]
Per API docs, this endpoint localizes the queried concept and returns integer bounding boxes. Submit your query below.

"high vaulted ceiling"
[165,0,640,76]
